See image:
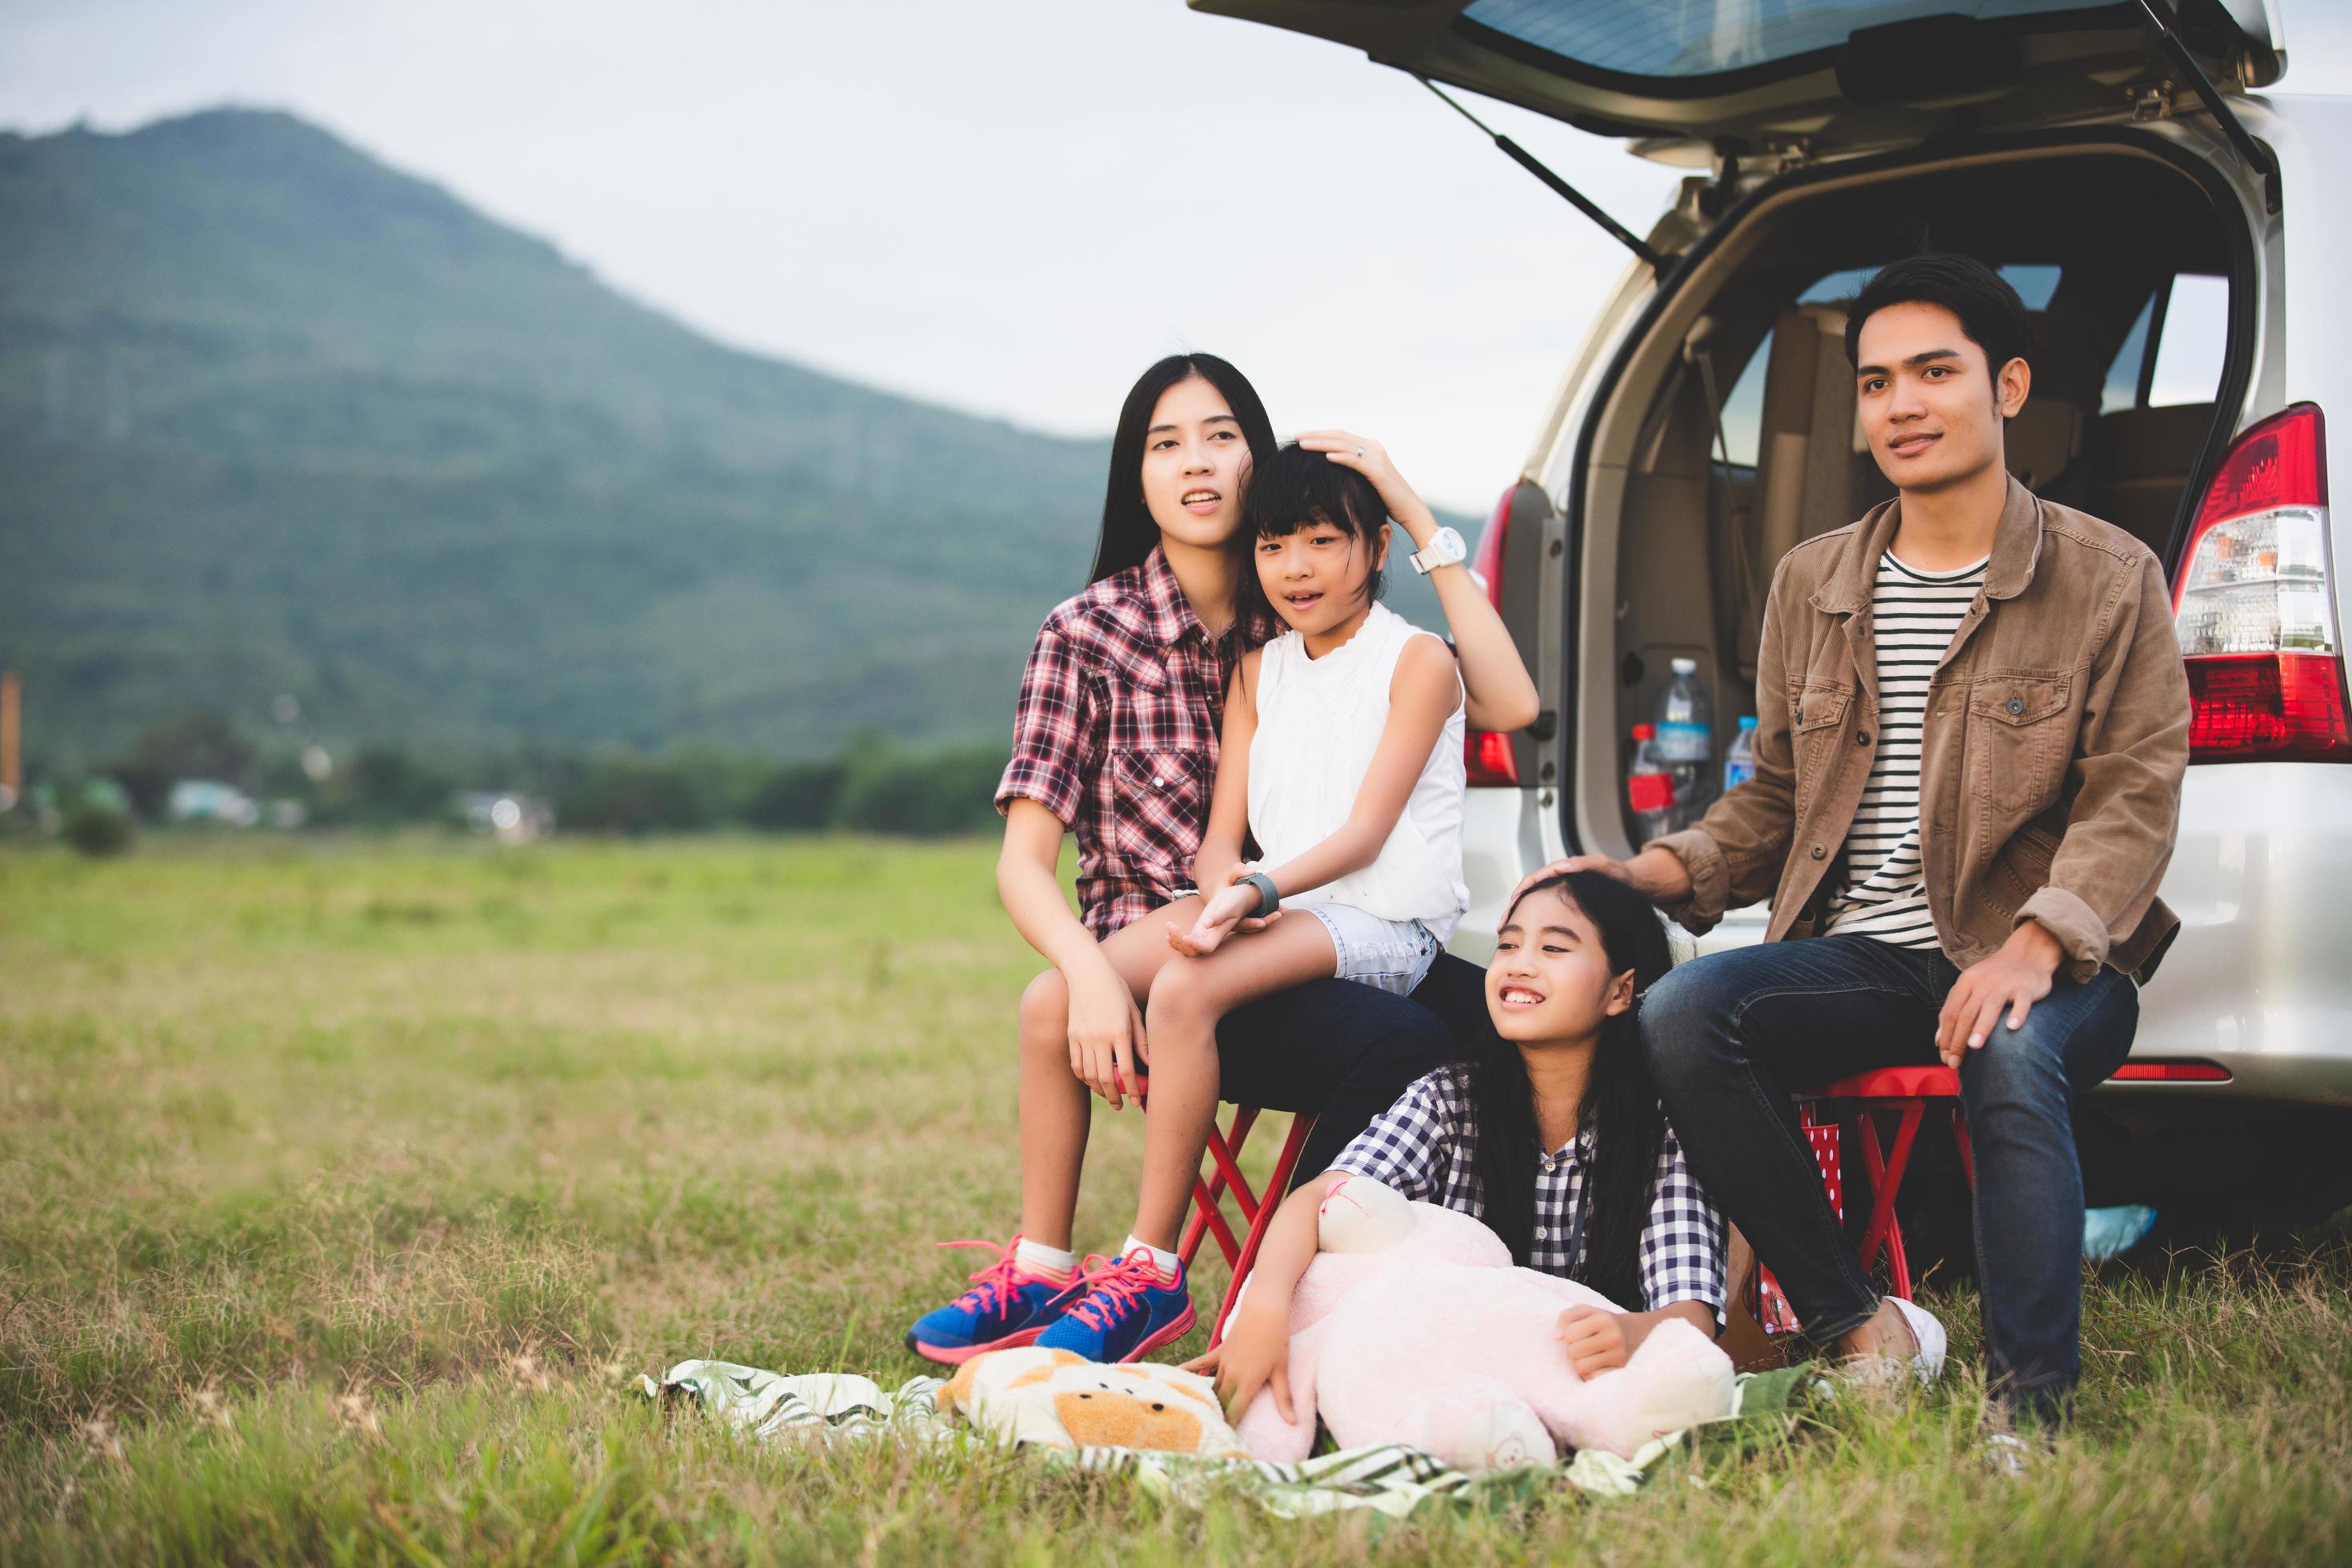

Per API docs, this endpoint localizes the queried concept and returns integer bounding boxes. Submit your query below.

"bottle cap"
[1671,658,1697,674]
[1631,723,1655,738]
[1738,715,1758,729]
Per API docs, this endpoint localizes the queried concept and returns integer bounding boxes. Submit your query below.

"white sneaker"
[1980,1432,2035,1478]
[1884,1296,1948,1386]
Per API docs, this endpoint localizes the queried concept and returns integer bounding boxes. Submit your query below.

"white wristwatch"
[1409,526,1469,575]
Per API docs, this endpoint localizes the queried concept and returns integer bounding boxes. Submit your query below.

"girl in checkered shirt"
[1186,869,1727,1420]
[909,357,1541,1370]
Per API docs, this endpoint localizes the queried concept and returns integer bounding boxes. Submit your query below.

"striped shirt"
[1824,550,1987,949]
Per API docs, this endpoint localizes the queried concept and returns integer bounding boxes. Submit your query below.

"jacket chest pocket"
[1967,674,2070,813]
[1789,682,1852,793]
[1109,747,1210,872]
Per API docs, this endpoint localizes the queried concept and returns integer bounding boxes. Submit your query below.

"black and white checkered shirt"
[1334,1065,1726,1313]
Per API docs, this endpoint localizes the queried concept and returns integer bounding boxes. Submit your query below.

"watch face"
[1421,527,1467,568]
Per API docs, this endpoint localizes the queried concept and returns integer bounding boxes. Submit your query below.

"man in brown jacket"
[1534,254,2190,1428]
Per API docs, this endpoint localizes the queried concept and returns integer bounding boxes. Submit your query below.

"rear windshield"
[1459,0,2115,78]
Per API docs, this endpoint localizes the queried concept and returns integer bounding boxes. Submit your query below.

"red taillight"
[2174,404,2350,762]
[2106,1059,2232,1082]
[2183,653,2350,759]
[1465,483,1522,786]
[1467,730,1520,786]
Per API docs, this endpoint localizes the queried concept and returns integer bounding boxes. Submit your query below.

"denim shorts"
[1300,902,1442,997]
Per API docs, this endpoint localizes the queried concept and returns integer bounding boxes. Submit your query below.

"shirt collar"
[1138,544,1275,650]
[1812,473,2045,616]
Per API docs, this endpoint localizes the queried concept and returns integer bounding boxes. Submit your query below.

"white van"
[1198,1,2351,1212]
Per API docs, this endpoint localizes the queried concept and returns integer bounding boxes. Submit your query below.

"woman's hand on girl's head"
[1183,1298,1294,1423]
[1293,430,1434,541]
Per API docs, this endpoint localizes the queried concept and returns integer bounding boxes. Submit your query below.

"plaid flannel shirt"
[1334,1066,1727,1313]
[995,546,1273,938]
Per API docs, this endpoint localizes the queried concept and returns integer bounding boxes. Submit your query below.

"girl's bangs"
[1243,444,1384,542]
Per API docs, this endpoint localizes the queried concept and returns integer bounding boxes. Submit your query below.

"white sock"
[1122,1234,1181,1284]
[1014,1238,1077,1280]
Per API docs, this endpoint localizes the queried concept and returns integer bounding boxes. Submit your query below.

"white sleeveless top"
[1247,601,1469,943]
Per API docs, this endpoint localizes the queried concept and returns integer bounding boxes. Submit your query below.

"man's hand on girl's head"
[1500,849,1694,931]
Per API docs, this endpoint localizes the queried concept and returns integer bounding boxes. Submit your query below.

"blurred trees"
[104,715,258,818]
[32,713,1008,841]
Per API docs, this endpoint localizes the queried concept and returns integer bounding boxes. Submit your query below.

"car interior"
[1590,149,2245,850]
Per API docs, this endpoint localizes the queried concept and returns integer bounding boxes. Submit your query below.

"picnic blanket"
[639,1359,1823,1521]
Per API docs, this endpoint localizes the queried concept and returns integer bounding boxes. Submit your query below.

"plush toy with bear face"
[937,1345,1249,1458]
[1232,1174,1737,1473]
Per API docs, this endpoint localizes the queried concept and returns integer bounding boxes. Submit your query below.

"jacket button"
[1810,845,1826,860]
[2006,697,2025,715]
[1856,731,1872,746]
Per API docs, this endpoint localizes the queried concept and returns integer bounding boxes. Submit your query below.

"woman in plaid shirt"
[907,354,1540,1366]
[1186,869,1727,1423]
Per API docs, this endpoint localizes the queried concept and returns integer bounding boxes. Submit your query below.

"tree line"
[13,713,1012,850]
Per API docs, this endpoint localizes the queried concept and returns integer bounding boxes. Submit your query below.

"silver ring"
[1355,446,1365,458]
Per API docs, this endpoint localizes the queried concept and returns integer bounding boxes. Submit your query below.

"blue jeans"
[1640,934,2138,1421]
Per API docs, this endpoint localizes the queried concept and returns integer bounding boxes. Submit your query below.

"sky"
[0,0,1685,514]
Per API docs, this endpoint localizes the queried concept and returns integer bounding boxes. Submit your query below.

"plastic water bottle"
[1626,723,1676,844]
[1668,760,1714,831]
[1651,658,1714,766]
[1723,714,1758,792]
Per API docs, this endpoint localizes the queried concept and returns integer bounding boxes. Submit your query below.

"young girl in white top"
[1168,439,1469,993]
[964,437,1474,1367]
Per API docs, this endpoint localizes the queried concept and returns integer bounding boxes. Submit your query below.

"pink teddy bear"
[1232,1174,1737,1473]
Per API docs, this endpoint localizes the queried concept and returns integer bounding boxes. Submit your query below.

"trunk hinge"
[2134,0,2278,210]
[1417,78,1662,270]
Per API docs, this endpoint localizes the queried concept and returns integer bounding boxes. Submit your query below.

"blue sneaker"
[904,1236,1078,1366]
[1033,1248,1196,1362]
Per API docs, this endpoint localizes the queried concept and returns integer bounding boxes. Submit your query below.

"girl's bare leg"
[1015,968,1088,1250]
[1129,915,1339,1252]
[1015,895,1206,1249]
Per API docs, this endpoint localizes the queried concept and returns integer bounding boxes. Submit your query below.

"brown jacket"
[1650,476,2190,984]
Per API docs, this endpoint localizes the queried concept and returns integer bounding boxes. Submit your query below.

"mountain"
[0,108,1115,762]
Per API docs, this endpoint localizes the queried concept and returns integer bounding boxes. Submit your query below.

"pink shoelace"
[1064,1249,1166,1331]
[934,1235,1034,1317]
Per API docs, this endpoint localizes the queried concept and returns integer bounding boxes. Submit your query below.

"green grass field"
[2,835,2346,1564]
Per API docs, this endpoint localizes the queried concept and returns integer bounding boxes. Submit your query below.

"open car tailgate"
[1187,1,2282,165]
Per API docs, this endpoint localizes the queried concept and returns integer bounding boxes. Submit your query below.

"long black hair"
[1086,353,1279,586]
[1238,440,1390,626]
[1468,870,1674,1308]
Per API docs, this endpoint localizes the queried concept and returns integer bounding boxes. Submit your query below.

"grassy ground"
[0,834,2345,1565]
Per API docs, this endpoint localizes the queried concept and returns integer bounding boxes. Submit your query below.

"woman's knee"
[1018,969,1070,1055]
[1146,958,1218,1041]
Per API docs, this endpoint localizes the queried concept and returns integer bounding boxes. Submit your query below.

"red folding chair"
[1751,1064,1974,1333]
[1171,1101,1317,1349]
